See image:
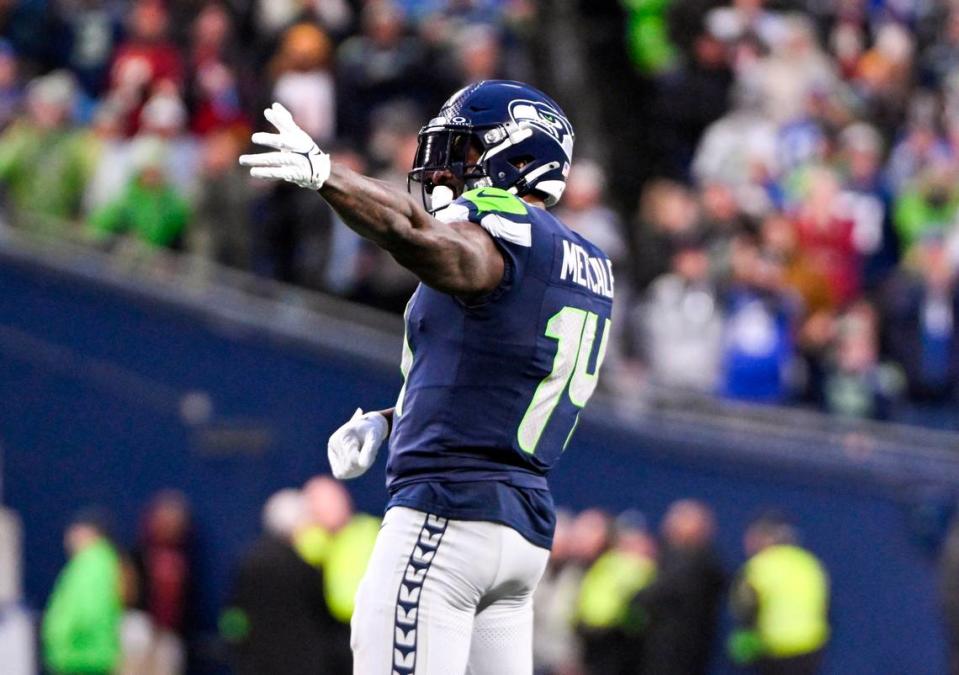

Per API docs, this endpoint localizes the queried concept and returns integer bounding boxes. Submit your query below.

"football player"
[240,80,614,674]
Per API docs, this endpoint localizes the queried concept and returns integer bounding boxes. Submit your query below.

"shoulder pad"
[434,189,532,248]
[461,187,528,216]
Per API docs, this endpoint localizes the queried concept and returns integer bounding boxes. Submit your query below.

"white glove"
[327,408,389,480]
[239,102,332,190]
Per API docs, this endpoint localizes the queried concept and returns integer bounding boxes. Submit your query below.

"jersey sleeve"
[434,187,533,298]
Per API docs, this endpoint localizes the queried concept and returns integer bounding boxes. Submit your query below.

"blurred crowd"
[605,0,959,428]
[35,491,835,675]
[2,0,959,426]
[0,0,534,304]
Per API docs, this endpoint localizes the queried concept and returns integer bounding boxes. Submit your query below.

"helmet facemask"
[408,127,491,213]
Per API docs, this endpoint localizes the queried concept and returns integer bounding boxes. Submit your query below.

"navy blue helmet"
[409,80,575,211]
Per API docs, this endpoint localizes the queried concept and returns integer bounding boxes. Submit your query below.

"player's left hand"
[239,102,331,190]
[327,408,389,480]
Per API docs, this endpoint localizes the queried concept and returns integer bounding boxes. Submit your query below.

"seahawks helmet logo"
[508,99,574,160]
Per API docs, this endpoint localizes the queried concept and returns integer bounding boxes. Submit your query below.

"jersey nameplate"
[557,239,614,299]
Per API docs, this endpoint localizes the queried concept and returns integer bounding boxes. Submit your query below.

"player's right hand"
[327,408,389,480]
[239,102,331,190]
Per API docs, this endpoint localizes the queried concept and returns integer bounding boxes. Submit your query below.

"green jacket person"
[42,512,122,675]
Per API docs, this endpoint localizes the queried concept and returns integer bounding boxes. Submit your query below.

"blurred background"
[2,0,959,673]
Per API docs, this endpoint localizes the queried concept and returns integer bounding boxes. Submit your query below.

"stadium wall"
[0,243,954,674]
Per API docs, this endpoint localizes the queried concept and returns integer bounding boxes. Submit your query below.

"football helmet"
[409,80,575,211]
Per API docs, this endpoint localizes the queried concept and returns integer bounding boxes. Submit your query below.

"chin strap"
[509,161,562,200]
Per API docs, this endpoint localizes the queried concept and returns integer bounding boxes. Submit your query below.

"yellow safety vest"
[322,514,381,623]
[294,515,381,623]
[576,550,656,629]
[743,545,830,658]
[294,525,332,568]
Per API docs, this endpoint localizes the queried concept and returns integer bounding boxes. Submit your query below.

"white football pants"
[351,506,550,675]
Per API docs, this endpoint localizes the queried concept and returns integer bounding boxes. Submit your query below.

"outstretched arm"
[240,103,503,297]
[319,163,503,296]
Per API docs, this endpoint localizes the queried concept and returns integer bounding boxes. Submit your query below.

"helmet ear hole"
[509,155,534,170]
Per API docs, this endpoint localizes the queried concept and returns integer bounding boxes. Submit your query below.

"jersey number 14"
[518,307,611,454]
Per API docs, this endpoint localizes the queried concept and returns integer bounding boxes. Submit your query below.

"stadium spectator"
[533,510,584,675]
[252,174,333,287]
[576,511,656,675]
[453,24,503,85]
[649,30,733,179]
[790,166,864,308]
[269,23,336,144]
[894,163,959,255]
[0,70,92,233]
[364,99,421,172]
[760,211,831,317]
[639,231,723,393]
[699,181,753,278]
[633,500,726,675]
[60,0,122,99]
[822,300,904,419]
[189,127,252,269]
[630,180,700,291]
[691,80,779,191]
[882,234,959,405]
[248,23,340,288]
[137,90,200,202]
[719,232,797,404]
[885,95,952,196]
[754,15,837,126]
[130,491,193,675]
[774,90,830,178]
[759,210,834,404]
[828,19,865,82]
[835,122,898,288]
[88,136,191,250]
[853,22,916,135]
[83,101,134,215]
[42,509,123,675]
[728,513,830,675]
[336,1,428,142]
[108,1,183,136]
[621,0,677,77]
[185,3,249,137]
[221,489,338,675]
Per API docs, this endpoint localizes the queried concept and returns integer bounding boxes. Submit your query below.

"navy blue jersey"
[385,187,614,548]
